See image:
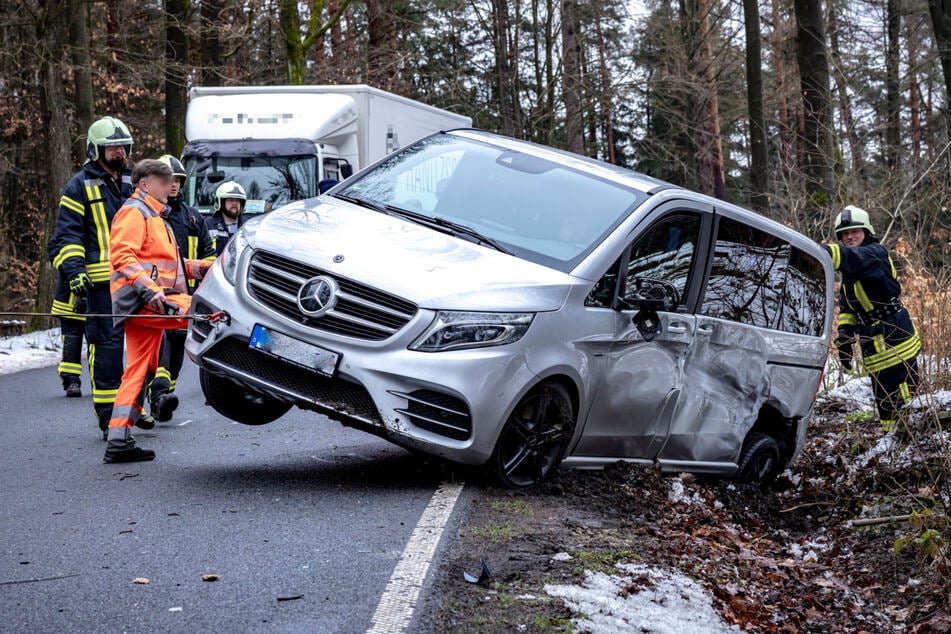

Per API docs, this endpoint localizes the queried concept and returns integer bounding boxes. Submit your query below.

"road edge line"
[366,481,465,633]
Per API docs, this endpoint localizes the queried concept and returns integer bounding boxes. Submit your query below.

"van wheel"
[488,382,575,489]
[735,432,781,483]
[199,368,291,426]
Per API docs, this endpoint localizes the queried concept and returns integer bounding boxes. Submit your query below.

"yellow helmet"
[834,205,875,235]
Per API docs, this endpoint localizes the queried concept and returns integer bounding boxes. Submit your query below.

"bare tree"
[562,0,584,154]
[743,0,768,210]
[68,0,93,160]
[928,0,951,106]
[885,0,901,171]
[279,0,351,85]
[793,0,834,205]
[165,0,188,156]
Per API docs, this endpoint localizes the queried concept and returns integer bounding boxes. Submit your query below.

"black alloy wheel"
[489,382,576,488]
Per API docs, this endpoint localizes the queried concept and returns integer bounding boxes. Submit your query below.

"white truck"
[181,84,472,215]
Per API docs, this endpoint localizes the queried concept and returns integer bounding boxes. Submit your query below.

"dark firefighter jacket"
[47,161,134,285]
[205,211,247,257]
[109,189,209,325]
[164,197,216,292]
[826,239,920,374]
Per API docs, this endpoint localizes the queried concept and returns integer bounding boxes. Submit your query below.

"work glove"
[68,272,94,298]
[836,336,853,371]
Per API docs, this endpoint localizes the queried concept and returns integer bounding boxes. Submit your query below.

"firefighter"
[104,159,211,463]
[49,272,85,397]
[824,205,921,434]
[47,116,136,435]
[147,155,216,422]
[205,180,247,256]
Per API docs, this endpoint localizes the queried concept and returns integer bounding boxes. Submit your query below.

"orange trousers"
[107,294,192,435]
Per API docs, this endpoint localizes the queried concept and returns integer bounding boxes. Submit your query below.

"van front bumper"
[185,266,540,466]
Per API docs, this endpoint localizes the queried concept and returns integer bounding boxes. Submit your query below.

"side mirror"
[616,278,680,313]
[340,163,354,179]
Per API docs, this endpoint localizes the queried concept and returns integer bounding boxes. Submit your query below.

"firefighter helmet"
[86,116,133,162]
[157,154,187,181]
[834,205,875,236]
[214,180,247,213]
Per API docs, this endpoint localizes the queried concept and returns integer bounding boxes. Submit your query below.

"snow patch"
[545,563,740,634]
[0,328,64,376]
[820,376,875,410]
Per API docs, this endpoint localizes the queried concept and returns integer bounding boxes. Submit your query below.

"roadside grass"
[489,499,534,515]
[469,521,515,541]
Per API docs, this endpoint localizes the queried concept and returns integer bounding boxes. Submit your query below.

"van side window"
[700,216,788,328]
[623,213,700,304]
[779,248,826,336]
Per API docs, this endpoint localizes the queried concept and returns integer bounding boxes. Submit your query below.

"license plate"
[249,324,340,377]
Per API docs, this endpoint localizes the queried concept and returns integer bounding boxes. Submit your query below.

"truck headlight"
[410,311,534,352]
[220,227,252,285]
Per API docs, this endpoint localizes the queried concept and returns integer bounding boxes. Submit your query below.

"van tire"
[199,368,292,426]
[735,432,781,484]
[488,382,576,489]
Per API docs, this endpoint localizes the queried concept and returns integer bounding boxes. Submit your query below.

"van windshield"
[182,155,318,216]
[336,133,644,272]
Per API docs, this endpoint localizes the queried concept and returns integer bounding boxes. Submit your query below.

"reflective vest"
[109,189,208,324]
[47,161,133,284]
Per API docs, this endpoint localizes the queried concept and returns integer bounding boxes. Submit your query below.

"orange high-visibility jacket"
[109,188,209,324]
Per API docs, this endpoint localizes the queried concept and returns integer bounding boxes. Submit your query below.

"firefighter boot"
[62,377,82,398]
[103,427,155,463]
[152,393,179,423]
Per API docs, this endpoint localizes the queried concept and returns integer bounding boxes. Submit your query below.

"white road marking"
[366,481,465,633]
[176,419,193,427]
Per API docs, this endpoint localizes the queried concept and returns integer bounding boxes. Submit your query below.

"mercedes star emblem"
[297,275,339,317]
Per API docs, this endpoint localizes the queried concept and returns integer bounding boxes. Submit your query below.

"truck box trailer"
[181,84,472,214]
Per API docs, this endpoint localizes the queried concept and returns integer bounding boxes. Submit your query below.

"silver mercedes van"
[185,129,833,488]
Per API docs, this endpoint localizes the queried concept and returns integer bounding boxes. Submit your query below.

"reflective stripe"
[60,195,85,214]
[169,379,177,391]
[88,344,95,386]
[873,334,886,355]
[188,236,199,288]
[888,256,897,280]
[838,312,857,327]
[87,261,111,283]
[865,331,922,373]
[52,298,77,315]
[899,382,912,404]
[853,281,874,312]
[828,244,841,270]
[91,200,110,260]
[110,404,137,422]
[58,361,82,375]
[53,244,86,269]
[881,419,897,432]
[154,367,172,382]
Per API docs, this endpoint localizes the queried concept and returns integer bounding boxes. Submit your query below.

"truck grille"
[246,251,417,341]
[203,337,383,427]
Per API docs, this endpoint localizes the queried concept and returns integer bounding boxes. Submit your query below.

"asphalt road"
[0,359,465,632]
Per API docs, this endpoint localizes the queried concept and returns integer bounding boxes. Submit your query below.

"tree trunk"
[165,0,188,157]
[491,0,516,135]
[771,0,792,171]
[793,0,834,206]
[34,0,73,329]
[689,0,726,200]
[68,0,93,161]
[743,0,768,210]
[595,12,615,164]
[828,1,866,198]
[885,0,901,171]
[105,0,121,112]
[201,0,223,86]
[928,0,951,108]
[561,0,584,155]
[366,0,395,89]
[281,0,351,86]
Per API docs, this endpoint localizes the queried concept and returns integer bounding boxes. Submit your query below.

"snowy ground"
[0,328,64,375]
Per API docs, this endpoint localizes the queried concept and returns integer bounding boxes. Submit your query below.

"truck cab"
[181,85,471,215]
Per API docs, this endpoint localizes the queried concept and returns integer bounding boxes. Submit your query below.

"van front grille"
[246,250,417,341]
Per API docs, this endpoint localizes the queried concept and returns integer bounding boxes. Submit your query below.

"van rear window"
[700,217,825,336]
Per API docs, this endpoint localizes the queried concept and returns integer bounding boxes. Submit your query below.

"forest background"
[1,0,950,338]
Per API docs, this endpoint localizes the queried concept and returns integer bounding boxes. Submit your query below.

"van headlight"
[220,227,253,285]
[410,311,534,352]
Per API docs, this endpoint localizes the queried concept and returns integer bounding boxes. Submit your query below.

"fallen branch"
[0,573,81,586]
[850,515,912,526]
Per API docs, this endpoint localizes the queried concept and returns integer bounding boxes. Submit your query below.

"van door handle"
[696,324,714,336]
[667,322,688,335]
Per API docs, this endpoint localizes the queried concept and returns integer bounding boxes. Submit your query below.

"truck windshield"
[336,133,645,272]
[182,155,318,215]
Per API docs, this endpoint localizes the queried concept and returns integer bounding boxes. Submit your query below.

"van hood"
[244,198,576,312]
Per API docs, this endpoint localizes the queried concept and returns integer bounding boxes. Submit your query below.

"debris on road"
[463,559,490,585]
[133,578,149,585]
